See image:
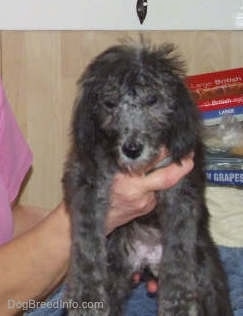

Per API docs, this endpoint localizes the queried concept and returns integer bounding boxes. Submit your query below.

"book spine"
[206,170,243,186]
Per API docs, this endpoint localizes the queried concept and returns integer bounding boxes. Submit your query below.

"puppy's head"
[73,41,201,173]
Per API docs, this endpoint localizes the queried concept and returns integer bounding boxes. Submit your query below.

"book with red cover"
[186,68,243,125]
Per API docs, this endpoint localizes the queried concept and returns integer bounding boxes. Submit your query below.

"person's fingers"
[132,272,141,285]
[143,146,169,173]
[132,272,159,294]
[138,192,157,215]
[142,155,194,192]
[146,279,158,294]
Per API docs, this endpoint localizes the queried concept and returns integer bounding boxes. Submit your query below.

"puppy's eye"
[146,95,158,106]
[104,101,117,109]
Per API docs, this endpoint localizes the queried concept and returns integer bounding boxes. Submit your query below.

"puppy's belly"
[128,240,163,276]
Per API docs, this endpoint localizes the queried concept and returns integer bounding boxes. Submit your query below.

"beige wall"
[0,31,242,209]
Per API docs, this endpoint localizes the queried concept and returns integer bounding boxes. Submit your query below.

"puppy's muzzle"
[121,141,144,159]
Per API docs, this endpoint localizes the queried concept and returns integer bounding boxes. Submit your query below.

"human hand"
[132,271,158,295]
[105,152,194,235]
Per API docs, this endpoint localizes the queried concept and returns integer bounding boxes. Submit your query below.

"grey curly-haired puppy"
[62,41,232,316]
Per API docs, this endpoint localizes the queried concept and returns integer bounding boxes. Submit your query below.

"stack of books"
[186,68,243,187]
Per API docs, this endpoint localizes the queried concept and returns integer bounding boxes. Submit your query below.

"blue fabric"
[124,284,157,316]
[219,247,243,314]
[24,287,65,316]
[25,246,243,316]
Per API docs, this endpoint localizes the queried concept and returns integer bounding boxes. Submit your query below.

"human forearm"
[12,204,50,238]
[0,203,71,315]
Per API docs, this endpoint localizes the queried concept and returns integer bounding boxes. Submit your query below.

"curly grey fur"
[62,41,232,316]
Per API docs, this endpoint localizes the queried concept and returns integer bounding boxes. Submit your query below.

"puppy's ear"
[71,86,96,158]
[167,83,201,162]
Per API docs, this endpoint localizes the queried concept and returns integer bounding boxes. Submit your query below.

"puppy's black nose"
[122,141,144,159]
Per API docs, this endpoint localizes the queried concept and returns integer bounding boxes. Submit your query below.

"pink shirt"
[0,79,32,245]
